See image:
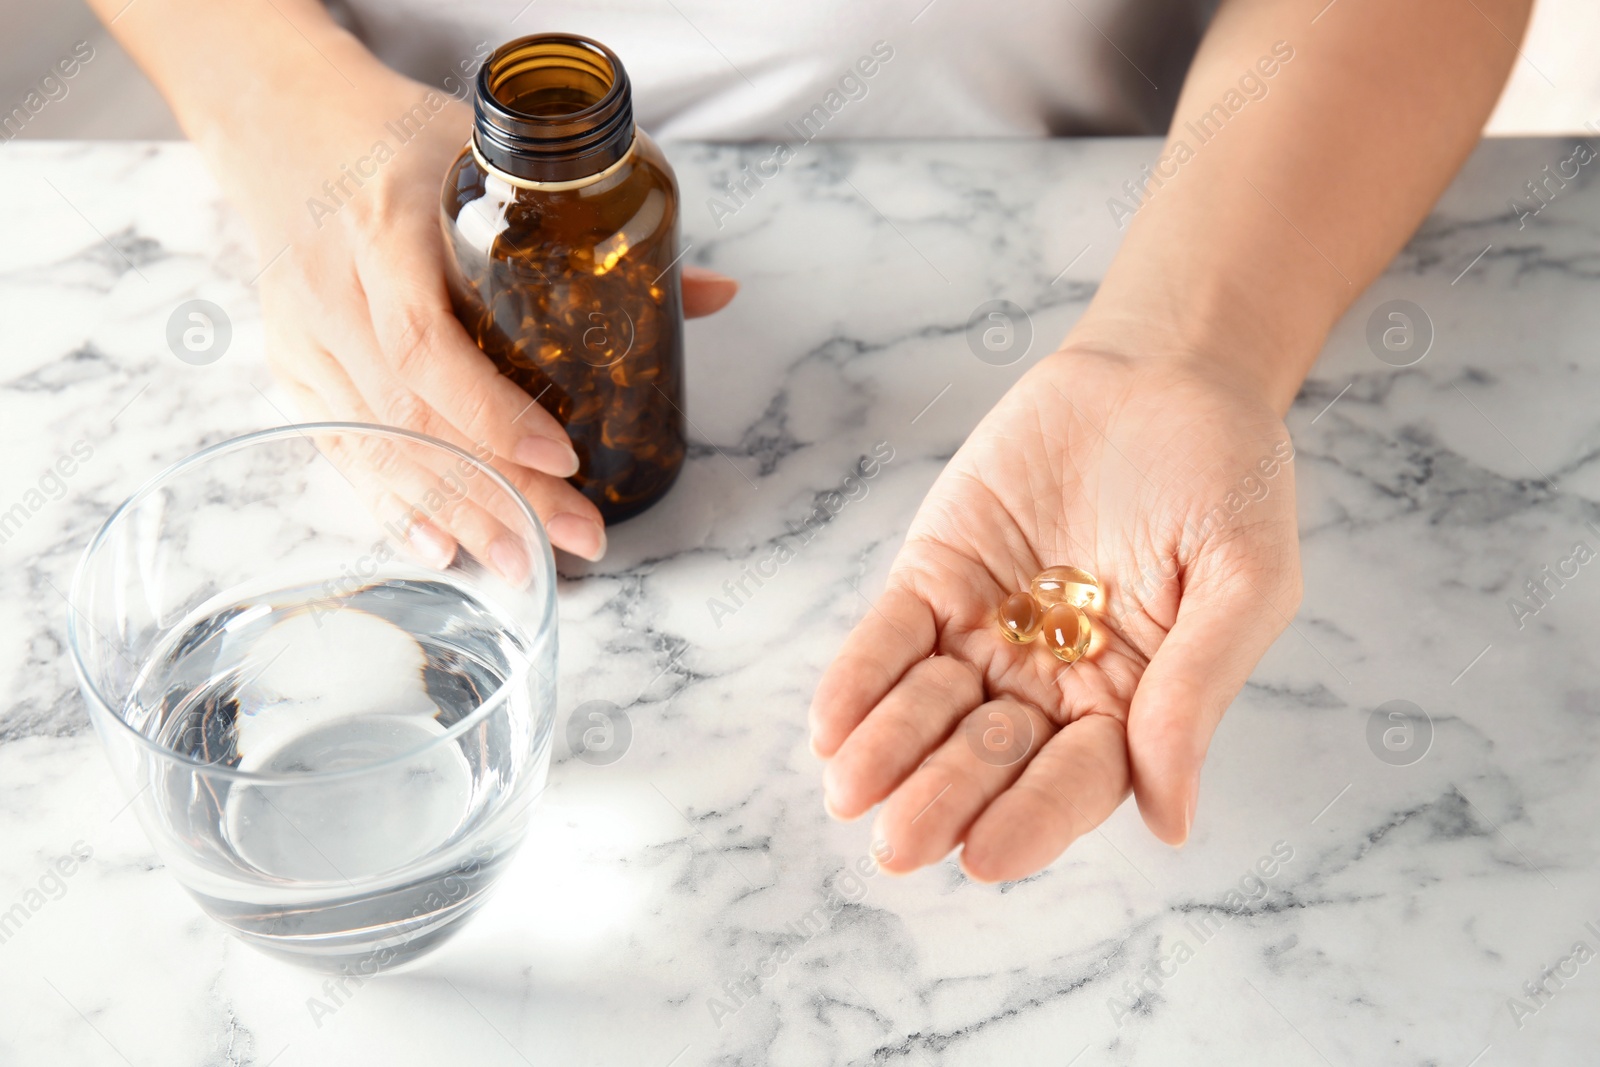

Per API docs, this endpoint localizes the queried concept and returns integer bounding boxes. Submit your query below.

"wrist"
[1065,274,1323,415]
[198,53,461,243]
[131,0,376,150]
[187,32,386,166]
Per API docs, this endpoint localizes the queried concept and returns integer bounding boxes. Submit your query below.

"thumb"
[1126,558,1300,845]
[682,265,738,317]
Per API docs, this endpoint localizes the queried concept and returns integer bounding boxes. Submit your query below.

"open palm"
[811,346,1302,882]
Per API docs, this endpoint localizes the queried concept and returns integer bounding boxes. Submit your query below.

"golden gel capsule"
[998,592,1044,644]
[1041,603,1091,663]
[1032,565,1101,612]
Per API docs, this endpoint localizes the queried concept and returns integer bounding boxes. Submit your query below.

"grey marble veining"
[1,135,1598,1066]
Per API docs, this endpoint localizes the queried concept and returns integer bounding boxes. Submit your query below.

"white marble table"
[2,136,1598,1066]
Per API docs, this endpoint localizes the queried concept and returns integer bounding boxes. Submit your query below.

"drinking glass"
[68,424,557,973]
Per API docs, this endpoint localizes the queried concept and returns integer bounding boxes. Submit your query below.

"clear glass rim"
[67,422,555,786]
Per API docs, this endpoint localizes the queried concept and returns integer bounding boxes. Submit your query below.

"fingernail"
[489,537,530,587]
[514,436,581,478]
[822,768,862,822]
[546,512,606,561]
[408,521,455,570]
[864,823,900,873]
[682,264,736,284]
[822,766,842,818]
[1179,783,1198,847]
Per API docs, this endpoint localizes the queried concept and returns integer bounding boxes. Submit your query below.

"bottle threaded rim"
[473,34,635,183]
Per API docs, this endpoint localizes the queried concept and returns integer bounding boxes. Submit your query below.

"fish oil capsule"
[1032,565,1101,612]
[1041,603,1091,663]
[998,592,1044,644]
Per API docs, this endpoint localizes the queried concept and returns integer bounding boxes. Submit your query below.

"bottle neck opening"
[473,34,635,183]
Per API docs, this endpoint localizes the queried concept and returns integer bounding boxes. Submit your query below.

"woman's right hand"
[200,45,735,565]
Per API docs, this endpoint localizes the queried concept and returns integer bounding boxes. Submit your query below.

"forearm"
[86,0,375,143]
[1072,0,1533,411]
[85,0,415,233]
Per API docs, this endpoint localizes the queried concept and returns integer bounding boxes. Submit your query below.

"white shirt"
[331,0,1216,139]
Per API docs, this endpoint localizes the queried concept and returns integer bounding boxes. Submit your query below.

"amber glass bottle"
[441,34,685,523]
